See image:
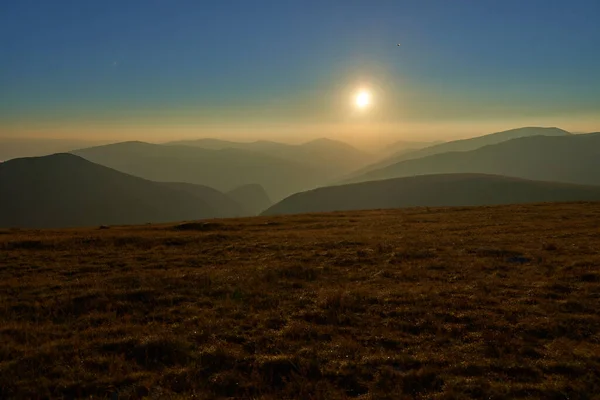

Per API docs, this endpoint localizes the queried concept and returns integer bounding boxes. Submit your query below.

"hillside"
[347,132,600,185]
[349,127,571,178]
[1,202,599,398]
[263,173,600,215]
[71,141,325,201]
[227,184,272,215]
[164,137,374,176]
[0,154,225,228]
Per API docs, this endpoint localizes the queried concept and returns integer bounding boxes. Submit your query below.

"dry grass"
[1,202,600,399]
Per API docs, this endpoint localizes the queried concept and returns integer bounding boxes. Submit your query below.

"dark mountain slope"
[0,154,220,228]
[263,173,600,216]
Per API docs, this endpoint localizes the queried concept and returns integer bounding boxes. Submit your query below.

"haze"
[2,0,600,148]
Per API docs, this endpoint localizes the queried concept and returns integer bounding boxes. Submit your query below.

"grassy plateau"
[1,202,599,399]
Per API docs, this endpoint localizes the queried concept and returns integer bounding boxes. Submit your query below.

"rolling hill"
[262,173,600,215]
[346,132,600,186]
[71,141,327,201]
[0,153,234,228]
[348,127,571,178]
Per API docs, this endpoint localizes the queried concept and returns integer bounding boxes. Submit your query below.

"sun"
[355,91,371,109]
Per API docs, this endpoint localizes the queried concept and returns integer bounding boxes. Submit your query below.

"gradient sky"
[2,0,600,145]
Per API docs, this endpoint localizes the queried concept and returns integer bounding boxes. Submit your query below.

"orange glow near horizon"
[2,114,600,151]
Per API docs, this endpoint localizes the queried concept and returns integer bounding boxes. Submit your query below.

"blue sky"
[1,0,599,143]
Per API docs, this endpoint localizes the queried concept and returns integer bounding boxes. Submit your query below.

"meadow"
[1,202,599,399]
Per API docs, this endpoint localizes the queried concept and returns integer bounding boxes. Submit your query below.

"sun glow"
[355,91,371,109]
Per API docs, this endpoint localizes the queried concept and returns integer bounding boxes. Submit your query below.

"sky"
[1,0,600,145]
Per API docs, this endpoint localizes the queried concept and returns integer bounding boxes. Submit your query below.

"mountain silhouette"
[226,184,272,215]
[0,153,231,228]
[71,141,327,201]
[348,127,571,179]
[262,173,600,216]
[346,132,600,185]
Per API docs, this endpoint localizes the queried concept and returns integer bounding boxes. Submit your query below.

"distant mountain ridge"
[163,137,374,175]
[379,139,445,157]
[0,138,114,161]
[263,173,600,216]
[347,127,571,179]
[164,138,288,151]
[71,141,327,201]
[346,131,599,186]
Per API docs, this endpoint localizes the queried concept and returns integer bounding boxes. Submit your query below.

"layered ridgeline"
[164,137,374,176]
[378,139,445,157]
[72,140,371,202]
[0,154,252,228]
[262,173,600,216]
[345,132,600,185]
[347,127,571,179]
[0,138,112,161]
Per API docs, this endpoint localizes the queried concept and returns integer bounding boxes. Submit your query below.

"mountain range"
[347,127,571,179]
[0,138,111,162]
[71,139,371,201]
[346,131,600,185]
[164,137,374,176]
[0,154,265,228]
[3,126,600,228]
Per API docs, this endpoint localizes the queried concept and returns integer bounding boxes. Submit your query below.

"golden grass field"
[1,202,600,399]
